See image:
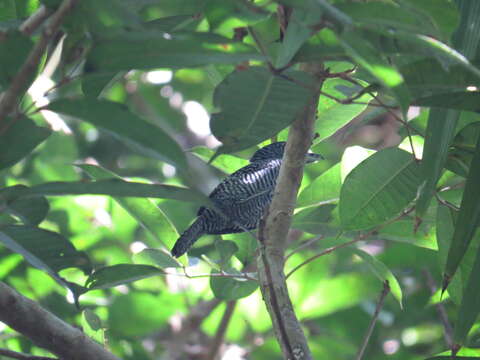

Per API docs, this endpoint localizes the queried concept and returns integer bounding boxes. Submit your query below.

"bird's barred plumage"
[171,142,320,257]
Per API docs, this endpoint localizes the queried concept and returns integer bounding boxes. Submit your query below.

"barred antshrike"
[171,142,322,257]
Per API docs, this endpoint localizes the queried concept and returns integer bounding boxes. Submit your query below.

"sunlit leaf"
[339,148,422,230]
[133,248,180,268]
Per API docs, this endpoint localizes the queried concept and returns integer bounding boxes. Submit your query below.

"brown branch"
[0,0,79,123]
[423,269,454,348]
[19,5,54,36]
[256,63,326,360]
[355,281,390,360]
[0,348,56,360]
[0,282,120,360]
[207,301,237,360]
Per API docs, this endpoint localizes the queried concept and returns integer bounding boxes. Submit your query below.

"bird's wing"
[208,160,280,204]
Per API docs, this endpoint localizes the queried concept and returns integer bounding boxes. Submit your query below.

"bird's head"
[249,142,323,163]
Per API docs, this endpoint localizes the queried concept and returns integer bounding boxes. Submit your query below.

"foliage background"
[0,0,480,359]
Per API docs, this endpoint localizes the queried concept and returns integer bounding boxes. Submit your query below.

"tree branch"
[256,62,325,360]
[0,282,120,360]
[355,281,390,360]
[0,0,78,123]
[19,5,54,36]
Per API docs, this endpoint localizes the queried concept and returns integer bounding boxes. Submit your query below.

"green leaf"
[81,72,120,98]
[133,248,180,268]
[0,185,49,225]
[47,99,187,170]
[444,133,480,286]
[339,31,411,114]
[216,240,238,265]
[275,6,323,68]
[0,0,16,21]
[349,248,403,308]
[298,164,341,207]
[454,246,480,344]
[292,204,337,235]
[79,164,179,250]
[210,269,258,300]
[211,67,313,155]
[315,78,373,142]
[86,31,262,72]
[0,117,51,171]
[86,264,162,289]
[0,225,91,275]
[27,179,205,203]
[339,148,422,230]
[83,309,103,331]
[0,31,31,91]
[416,108,459,218]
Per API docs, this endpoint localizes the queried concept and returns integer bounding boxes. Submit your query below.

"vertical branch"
[256,62,325,360]
[355,281,390,360]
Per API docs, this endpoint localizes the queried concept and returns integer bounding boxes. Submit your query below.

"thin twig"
[423,269,454,348]
[0,348,56,360]
[285,235,325,261]
[207,301,237,360]
[180,268,257,282]
[0,0,79,123]
[19,5,53,36]
[355,281,390,360]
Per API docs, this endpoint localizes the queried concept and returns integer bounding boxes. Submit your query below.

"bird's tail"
[171,217,205,257]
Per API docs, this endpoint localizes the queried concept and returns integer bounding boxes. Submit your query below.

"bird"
[171,142,322,257]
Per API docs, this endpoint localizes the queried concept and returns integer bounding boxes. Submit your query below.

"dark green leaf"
[133,248,180,268]
[48,99,187,170]
[0,225,91,275]
[0,117,51,171]
[27,179,205,203]
[86,31,261,71]
[0,0,17,21]
[81,72,120,98]
[216,240,238,265]
[211,67,314,155]
[86,264,163,289]
[339,148,422,230]
[416,108,459,218]
[292,204,337,235]
[0,32,32,90]
[444,133,480,285]
[0,185,49,225]
[210,270,258,300]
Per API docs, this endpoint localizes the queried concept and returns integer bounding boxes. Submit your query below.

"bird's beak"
[306,151,323,163]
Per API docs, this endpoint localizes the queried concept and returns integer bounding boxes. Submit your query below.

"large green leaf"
[0,225,91,275]
[0,0,16,21]
[0,117,51,171]
[86,264,163,289]
[339,148,422,230]
[79,164,179,250]
[47,98,187,170]
[444,133,480,287]
[27,179,205,203]
[210,67,314,155]
[86,31,262,72]
[416,108,459,218]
